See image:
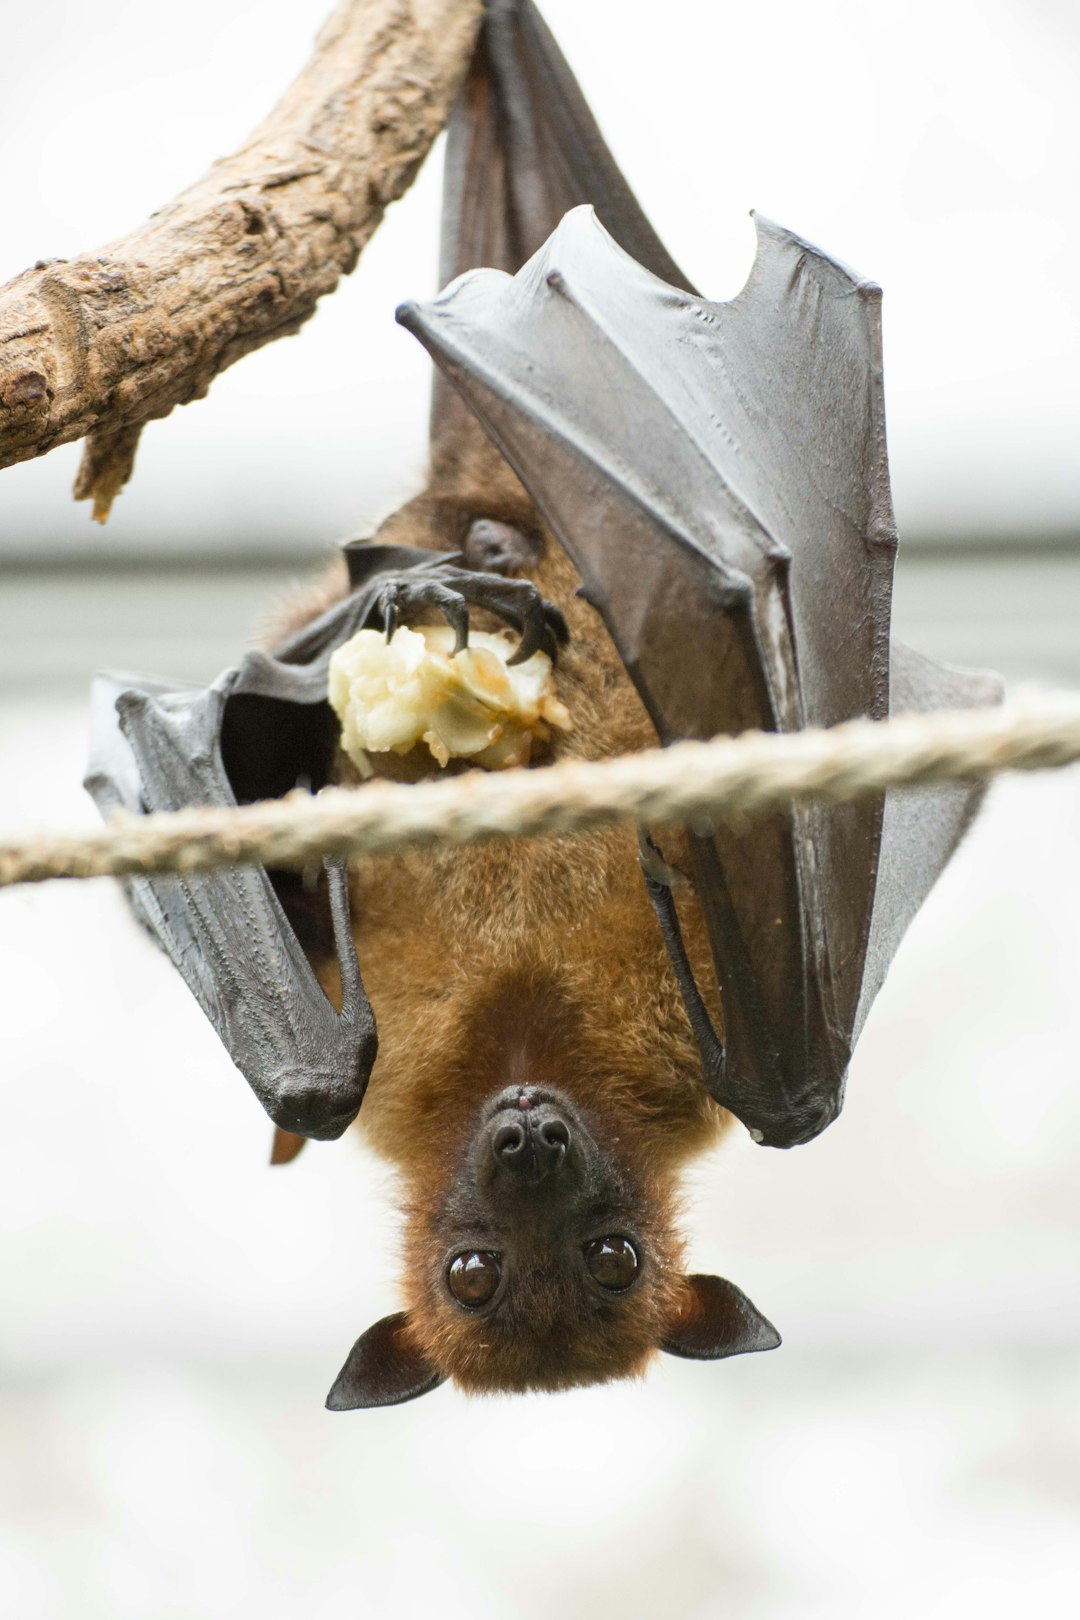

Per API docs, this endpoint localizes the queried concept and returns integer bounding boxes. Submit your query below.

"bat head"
[325,1085,780,1409]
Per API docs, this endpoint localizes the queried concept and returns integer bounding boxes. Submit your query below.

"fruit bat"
[85,0,1001,1407]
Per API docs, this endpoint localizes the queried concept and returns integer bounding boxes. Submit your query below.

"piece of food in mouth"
[328,624,572,772]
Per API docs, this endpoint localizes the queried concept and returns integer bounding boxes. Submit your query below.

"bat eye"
[447,1251,502,1307]
[584,1236,639,1291]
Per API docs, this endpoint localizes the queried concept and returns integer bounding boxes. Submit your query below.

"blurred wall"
[0,0,1077,559]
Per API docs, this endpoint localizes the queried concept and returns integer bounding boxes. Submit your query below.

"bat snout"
[490,1107,572,1182]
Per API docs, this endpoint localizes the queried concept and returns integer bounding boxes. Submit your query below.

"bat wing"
[84,545,447,1137]
[440,0,690,292]
[399,206,1002,1147]
[854,639,1000,1045]
[433,0,694,447]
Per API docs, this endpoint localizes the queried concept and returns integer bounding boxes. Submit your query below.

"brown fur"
[400,1159,688,1394]
[272,435,732,1393]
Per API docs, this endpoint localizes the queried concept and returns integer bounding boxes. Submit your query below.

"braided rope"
[2,694,1079,889]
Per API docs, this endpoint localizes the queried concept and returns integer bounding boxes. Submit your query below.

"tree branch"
[0,0,484,520]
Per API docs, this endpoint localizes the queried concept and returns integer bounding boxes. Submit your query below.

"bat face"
[325,1074,782,1410]
[396,1084,688,1395]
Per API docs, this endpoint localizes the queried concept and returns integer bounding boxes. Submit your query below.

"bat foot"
[376,564,568,665]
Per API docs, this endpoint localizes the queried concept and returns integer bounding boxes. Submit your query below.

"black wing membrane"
[440,0,691,293]
[399,207,1002,1148]
[84,546,445,1137]
[433,0,695,447]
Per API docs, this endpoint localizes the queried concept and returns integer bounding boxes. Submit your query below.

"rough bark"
[0,0,484,520]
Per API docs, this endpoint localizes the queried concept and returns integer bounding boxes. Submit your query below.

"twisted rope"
[3,695,1079,889]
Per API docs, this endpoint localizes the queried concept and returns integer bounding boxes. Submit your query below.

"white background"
[1,2,1079,1617]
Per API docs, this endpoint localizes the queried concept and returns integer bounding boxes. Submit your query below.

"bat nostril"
[493,1122,526,1160]
[490,1112,571,1179]
[540,1118,570,1152]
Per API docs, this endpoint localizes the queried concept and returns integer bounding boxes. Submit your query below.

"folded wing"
[433,0,695,447]
[399,207,1002,1146]
[83,546,446,1136]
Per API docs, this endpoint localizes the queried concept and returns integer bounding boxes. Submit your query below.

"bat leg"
[462,518,543,577]
[639,833,728,1106]
[375,563,569,665]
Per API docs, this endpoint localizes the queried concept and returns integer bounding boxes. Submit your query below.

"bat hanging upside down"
[85,0,1001,1408]
[271,431,767,1406]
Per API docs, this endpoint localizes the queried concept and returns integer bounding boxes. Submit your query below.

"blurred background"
[0,0,1078,1616]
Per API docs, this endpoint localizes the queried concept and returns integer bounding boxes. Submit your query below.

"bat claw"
[507,608,544,665]
[378,582,402,643]
[372,564,569,665]
[430,583,472,653]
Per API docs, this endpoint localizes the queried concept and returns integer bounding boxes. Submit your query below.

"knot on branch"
[2,368,49,409]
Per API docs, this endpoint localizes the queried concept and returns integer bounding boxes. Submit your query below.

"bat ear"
[661,1274,782,1362]
[325,1313,445,1410]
